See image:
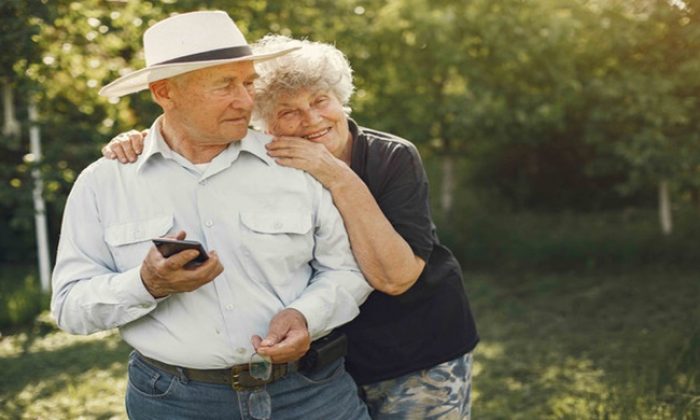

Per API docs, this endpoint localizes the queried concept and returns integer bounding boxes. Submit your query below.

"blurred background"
[1,0,699,418]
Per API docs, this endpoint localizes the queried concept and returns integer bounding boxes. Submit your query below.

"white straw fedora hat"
[99,11,297,97]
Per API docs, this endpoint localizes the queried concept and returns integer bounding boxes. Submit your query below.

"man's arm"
[51,170,223,334]
[51,171,158,334]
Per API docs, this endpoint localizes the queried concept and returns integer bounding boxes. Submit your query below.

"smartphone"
[152,238,209,267]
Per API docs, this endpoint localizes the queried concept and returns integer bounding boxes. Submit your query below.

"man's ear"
[149,80,175,110]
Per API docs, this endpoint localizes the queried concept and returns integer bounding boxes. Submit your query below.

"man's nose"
[230,85,254,109]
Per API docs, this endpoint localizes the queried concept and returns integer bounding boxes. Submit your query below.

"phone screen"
[152,238,209,266]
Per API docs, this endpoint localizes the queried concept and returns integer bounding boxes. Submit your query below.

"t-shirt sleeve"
[374,144,434,262]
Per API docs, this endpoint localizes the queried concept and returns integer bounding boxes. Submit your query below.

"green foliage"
[0,0,52,80]
[0,266,48,329]
[442,202,700,271]
[3,0,700,258]
[347,0,700,209]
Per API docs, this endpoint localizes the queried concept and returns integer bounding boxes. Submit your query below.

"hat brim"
[99,46,298,98]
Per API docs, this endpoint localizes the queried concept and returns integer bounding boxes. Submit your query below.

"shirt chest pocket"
[104,215,173,272]
[239,211,314,268]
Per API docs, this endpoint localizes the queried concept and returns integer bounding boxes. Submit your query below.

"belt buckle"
[232,364,288,391]
[231,365,249,391]
[231,366,266,391]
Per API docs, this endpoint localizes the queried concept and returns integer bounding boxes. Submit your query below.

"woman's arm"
[328,164,426,295]
[266,137,425,295]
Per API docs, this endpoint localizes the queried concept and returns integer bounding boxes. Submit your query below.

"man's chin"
[227,128,250,141]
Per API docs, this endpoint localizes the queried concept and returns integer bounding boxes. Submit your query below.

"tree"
[582,0,700,234]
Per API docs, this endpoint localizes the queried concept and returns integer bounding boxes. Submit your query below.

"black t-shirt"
[339,120,479,385]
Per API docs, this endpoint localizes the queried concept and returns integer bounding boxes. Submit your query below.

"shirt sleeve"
[375,144,434,262]
[50,169,160,335]
[286,184,373,340]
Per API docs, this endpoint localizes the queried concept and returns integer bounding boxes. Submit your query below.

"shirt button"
[225,304,233,310]
[236,347,246,355]
[273,221,283,229]
[205,220,214,227]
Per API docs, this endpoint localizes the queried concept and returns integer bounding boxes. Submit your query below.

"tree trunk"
[3,80,21,137]
[29,101,52,291]
[659,179,672,236]
[440,154,456,219]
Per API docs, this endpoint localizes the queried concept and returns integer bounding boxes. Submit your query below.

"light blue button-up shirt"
[51,118,372,369]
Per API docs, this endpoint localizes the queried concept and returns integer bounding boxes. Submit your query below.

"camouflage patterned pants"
[360,352,473,420]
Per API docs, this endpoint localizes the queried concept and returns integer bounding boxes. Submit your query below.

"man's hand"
[102,129,148,163]
[252,308,311,363]
[140,231,223,298]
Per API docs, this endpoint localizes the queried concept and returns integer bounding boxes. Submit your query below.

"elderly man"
[50,11,372,420]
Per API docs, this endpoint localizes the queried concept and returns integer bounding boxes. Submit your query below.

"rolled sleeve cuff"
[115,265,160,307]
[287,274,372,340]
[288,299,360,340]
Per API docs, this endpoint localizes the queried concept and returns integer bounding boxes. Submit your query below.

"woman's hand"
[265,136,348,189]
[102,129,148,163]
[268,135,424,295]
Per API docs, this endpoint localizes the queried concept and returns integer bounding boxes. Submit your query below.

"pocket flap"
[104,215,173,246]
[240,211,312,235]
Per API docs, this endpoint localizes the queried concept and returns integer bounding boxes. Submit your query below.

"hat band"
[154,46,253,66]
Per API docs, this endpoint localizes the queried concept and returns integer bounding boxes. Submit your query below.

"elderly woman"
[104,35,478,419]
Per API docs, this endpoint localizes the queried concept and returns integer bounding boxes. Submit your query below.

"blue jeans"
[125,351,370,420]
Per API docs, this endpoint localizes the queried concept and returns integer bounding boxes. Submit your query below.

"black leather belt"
[136,352,297,391]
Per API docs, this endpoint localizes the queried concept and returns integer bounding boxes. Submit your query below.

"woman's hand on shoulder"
[265,136,348,189]
[102,129,148,163]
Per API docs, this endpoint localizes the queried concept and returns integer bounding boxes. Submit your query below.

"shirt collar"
[348,118,361,141]
[239,130,275,166]
[136,116,274,172]
[136,116,174,172]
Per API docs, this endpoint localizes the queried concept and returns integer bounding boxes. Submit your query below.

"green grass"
[469,267,700,419]
[0,267,698,419]
[0,312,130,419]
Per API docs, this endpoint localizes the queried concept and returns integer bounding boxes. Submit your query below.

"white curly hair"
[250,35,355,130]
